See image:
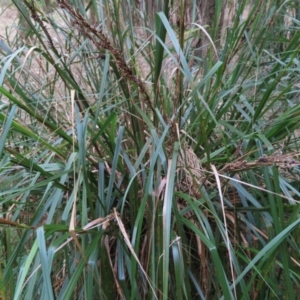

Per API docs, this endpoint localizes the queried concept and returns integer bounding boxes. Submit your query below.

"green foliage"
[1,0,300,299]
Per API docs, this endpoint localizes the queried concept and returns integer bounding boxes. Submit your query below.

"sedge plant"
[0,0,300,299]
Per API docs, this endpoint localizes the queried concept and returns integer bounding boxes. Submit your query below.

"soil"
[0,5,19,39]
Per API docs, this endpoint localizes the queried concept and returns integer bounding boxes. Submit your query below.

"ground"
[0,4,19,40]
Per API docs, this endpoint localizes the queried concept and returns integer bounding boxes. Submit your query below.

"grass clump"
[1,0,300,299]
